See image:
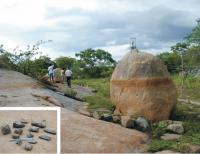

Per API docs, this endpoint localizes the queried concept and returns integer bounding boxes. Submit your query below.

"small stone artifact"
[31,120,46,128]
[29,126,39,132]
[20,119,28,124]
[44,128,56,135]
[39,135,51,141]
[14,128,23,135]
[13,121,25,128]
[12,134,20,139]
[28,138,37,144]
[24,143,33,151]
[27,133,34,138]
[1,125,11,135]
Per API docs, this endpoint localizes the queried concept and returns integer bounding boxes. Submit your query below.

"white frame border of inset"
[0,107,61,154]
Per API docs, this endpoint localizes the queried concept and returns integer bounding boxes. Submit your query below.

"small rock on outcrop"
[100,114,113,122]
[1,125,11,135]
[166,123,184,134]
[135,117,149,132]
[161,133,182,141]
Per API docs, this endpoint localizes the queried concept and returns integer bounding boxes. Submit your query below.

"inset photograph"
[0,108,59,153]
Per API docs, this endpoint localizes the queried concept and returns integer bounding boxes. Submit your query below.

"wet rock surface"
[1,125,11,135]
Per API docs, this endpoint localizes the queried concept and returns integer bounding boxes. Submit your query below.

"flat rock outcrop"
[0,69,149,153]
[61,108,149,153]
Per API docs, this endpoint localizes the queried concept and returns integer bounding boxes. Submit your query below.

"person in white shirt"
[65,67,72,88]
[48,64,54,83]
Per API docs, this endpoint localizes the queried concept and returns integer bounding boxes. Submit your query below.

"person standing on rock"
[48,64,54,83]
[65,67,72,88]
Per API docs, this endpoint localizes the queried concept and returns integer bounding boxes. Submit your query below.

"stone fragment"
[161,133,182,141]
[29,126,39,132]
[44,128,56,135]
[13,121,25,128]
[27,133,34,138]
[135,117,149,132]
[100,114,113,122]
[39,135,51,141]
[12,134,20,139]
[24,143,33,151]
[166,123,184,134]
[14,128,23,135]
[110,51,177,121]
[31,120,46,128]
[1,125,11,135]
[20,119,28,124]
[28,138,37,144]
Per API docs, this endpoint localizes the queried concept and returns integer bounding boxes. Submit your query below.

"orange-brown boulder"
[110,50,177,121]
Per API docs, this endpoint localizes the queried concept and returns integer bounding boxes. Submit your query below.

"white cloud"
[0,0,200,60]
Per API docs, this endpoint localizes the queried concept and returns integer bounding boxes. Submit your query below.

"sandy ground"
[0,110,57,153]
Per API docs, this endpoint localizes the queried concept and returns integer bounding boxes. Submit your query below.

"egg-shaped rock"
[110,50,177,121]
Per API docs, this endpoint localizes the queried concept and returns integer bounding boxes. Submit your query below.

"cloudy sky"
[0,0,199,60]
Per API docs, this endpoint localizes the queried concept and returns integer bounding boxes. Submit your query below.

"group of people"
[48,64,73,88]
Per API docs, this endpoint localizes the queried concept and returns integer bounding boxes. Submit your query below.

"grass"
[73,78,113,110]
[171,74,200,101]
[73,75,200,153]
[149,102,200,152]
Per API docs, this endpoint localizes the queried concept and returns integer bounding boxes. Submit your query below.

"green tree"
[185,19,200,44]
[75,48,116,78]
[55,56,75,70]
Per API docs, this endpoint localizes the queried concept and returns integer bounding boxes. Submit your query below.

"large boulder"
[110,50,177,121]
